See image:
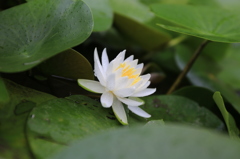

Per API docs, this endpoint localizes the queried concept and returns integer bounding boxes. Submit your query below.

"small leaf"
[213,91,239,138]
[151,4,240,42]
[0,0,93,72]
[145,119,165,127]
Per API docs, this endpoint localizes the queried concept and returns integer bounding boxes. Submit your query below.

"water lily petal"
[117,97,144,106]
[115,76,131,90]
[140,74,151,83]
[128,106,151,118]
[134,81,150,93]
[78,48,156,125]
[78,79,105,93]
[94,48,106,86]
[106,73,116,91]
[112,98,128,125]
[100,91,113,108]
[134,63,143,75]
[124,55,134,62]
[131,88,156,97]
[136,63,143,70]
[114,50,126,64]
[111,67,122,79]
[105,60,115,77]
[128,59,138,68]
[101,48,109,73]
[114,88,135,97]
[134,74,151,91]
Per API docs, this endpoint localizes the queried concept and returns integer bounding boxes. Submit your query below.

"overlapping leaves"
[0,0,93,72]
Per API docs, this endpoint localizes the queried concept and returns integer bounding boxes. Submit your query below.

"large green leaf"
[175,44,240,115]
[214,0,240,11]
[25,94,224,158]
[83,0,113,32]
[110,0,171,50]
[213,92,239,138]
[0,79,55,159]
[50,124,240,159]
[151,4,240,42]
[26,95,122,159]
[171,86,224,123]
[27,0,112,32]
[188,0,240,11]
[140,95,224,130]
[0,0,93,73]
[142,0,240,11]
[36,49,94,80]
[140,0,188,5]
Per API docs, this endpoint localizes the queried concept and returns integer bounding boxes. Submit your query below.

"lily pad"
[140,95,224,130]
[25,95,226,158]
[0,79,55,159]
[151,4,240,42]
[36,49,94,80]
[27,95,122,159]
[172,86,216,110]
[172,86,224,122]
[143,0,240,11]
[0,0,93,73]
[50,124,240,159]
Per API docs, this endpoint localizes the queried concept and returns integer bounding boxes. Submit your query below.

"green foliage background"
[1,0,240,158]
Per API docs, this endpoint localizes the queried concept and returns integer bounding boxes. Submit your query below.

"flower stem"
[167,40,210,94]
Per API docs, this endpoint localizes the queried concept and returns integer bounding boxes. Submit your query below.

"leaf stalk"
[167,40,210,94]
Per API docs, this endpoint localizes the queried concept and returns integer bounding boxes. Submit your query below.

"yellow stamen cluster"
[116,63,141,85]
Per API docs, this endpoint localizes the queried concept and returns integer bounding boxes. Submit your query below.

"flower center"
[116,62,141,85]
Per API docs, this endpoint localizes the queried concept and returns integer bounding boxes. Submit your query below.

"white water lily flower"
[78,48,156,125]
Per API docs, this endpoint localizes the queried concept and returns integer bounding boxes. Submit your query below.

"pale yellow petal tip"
[77,79,90,91]
[114,113,128,125]
[94,47,98,53]
[77,79,84,86]
[77,79,97,93]
[138,98,145,105]
[118,118,128,125]
[145,114,151,118]
[153,88,157,93]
